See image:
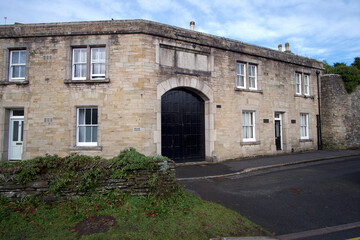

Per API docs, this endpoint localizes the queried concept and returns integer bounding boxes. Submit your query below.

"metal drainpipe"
[316,70,322,150]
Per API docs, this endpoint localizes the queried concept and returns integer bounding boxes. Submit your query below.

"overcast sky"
[1,0,359,65]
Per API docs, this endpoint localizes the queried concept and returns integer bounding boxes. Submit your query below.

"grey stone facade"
[321,74,360,149]
[0,20,323,162]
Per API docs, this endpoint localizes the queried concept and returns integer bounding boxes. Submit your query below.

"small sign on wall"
[133,127,142,132]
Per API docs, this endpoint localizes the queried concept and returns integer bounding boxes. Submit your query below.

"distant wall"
[321,74,360,149]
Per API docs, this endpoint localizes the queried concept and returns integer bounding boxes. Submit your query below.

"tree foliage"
[324,58,360,93]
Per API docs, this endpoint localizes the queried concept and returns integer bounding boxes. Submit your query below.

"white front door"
[9,110,24,160]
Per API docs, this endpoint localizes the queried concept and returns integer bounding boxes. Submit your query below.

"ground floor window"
[300,113,309,139]
[77,107,98,146]
[242,111,255,141]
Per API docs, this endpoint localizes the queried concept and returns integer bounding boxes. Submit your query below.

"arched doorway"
[161,88,205,162]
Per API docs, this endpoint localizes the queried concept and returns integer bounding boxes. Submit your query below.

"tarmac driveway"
[178,156,360,236]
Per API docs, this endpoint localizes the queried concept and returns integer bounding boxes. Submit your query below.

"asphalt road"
[179,156,360,236]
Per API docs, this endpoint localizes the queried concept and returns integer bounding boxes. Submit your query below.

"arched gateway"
[156,78,215,163]
[161,88,205,162]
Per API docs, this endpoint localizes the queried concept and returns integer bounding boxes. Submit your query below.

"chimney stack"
[190,21,195,31]
[278,44,282,51]
[285,42,290,52]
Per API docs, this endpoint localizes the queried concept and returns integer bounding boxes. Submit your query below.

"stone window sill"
[299,138,313,143]
[241,141,261,146]
[0,81,29,86]
[69,146,103,151]
[294,94,314,99]
[64,78,110,84]
[235,88,263,94]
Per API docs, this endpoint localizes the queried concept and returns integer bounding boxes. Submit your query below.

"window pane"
[11,51,19,64]
[85,126,92,142]
[12,110,24,116]
[12,66,20,78]
[237,76,244,87]
[85,109,92,124]
[20,51,26,64]
[92,126,98,142]
[92,108,98,124]
[79,109,85,125]
[13,121,19,141]
[19,66,26,78]
[79,126,85,142]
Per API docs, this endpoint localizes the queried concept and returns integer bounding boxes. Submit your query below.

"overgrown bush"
[324,57,360,93]
[0,148,174,198]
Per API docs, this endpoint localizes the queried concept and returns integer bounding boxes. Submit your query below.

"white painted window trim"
[303,74,310,96]
[300,113,309,139]
[90,47,106,80]
[242,111,256,142]
[72,48,87,80]
[9,50,26,82]
[295,72,302,95]
[76,107,98,146]
[236,62,246,89]
[248,64,257,90]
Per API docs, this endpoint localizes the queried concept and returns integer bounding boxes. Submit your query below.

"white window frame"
[236,62,246,89]
[242,111,256,142]
[300,113,309,139]
[72,47,106,80]
[9,50,26,81]
[303,74,310,96]
[295,72,302,95]
[72,48,87,80]
[248,64,257,90]
[76,107,98,146]
[90,47,106,79]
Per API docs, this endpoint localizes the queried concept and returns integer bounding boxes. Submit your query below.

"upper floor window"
[72,48,87,80]
[236,62,258,90]
[72,47,106,81]
[295,72,302,95]
[242,111,255,142]
[9,50,26,81]
[248,64,257,89]
[303,74,310,96]
[295,72,311,96]
[236,63,246,88]
[91,48,106,79]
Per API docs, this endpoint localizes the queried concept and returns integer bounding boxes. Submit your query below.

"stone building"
[0,20,323,163]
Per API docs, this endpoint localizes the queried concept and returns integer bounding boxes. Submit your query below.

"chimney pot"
[278,44,282,51]
[285,42,290,52]
[190,21,195,31]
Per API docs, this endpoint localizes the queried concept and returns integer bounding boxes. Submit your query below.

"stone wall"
[321,74,360,149]
[0,159,176,201]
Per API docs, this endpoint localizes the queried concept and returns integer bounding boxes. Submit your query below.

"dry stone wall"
[321,74,360,149]
[0,158,176,201]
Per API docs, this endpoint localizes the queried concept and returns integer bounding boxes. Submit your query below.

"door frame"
[156,78,215,162]
[274,112,283,151]
[8,109,24,160]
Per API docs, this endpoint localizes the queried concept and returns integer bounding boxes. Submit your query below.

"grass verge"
[0,190,270,240]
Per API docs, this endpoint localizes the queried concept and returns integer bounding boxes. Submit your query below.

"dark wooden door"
[161,89,205,162]
[275,120,282,150]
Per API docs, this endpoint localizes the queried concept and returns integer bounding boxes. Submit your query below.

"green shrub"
[324,58,360,93]
[0,148,175,199]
